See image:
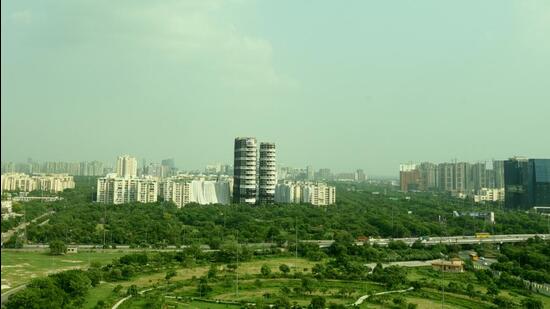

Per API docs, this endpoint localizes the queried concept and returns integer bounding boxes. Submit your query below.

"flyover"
[302,234,550,248]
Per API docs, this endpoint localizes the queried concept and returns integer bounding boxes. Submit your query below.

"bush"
[49,240,67,255]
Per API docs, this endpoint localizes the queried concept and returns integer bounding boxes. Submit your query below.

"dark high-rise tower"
[259,142,276,203]
[504,157,550,209]
[233,137,257,204]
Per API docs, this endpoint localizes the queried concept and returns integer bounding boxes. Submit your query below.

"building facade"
[504,157,550,209]
[1,173,75,192]
[233,137,258,204]
[259,142,277,204]
[116,155,137,178]
[96,174,158,204]
[275,181,336,206]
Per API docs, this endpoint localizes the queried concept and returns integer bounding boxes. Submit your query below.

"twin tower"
[233,137,276,204]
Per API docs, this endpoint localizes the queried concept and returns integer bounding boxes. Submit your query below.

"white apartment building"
[160,178,231,207]
[1,173,75,192]
[474,188,505,203]
[116,155,137,178]
[275,181,336,206]
[96,174,158,204]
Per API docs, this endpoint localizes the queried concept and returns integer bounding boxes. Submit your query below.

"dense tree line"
[491,237,550,284]
[9,178,547,248]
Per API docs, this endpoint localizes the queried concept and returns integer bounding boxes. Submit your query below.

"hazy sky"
[2,1,549,176]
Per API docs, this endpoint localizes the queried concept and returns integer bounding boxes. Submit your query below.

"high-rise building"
[504,157,550,209]
[161,158,175,169]
[116,155,137,178]
[493,160,505,188]
[259,142,277,203]
[306,166,315,181]
[275,181,336,206]
[96,174,157,204]
[418,162,438,191]
[233,137,258,204]
[399,163,419,191]
[355,169,367,182]
[317,168,332,181]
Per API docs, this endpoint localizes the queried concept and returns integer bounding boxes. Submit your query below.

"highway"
[9,234,549,251]
[302,233,550,248]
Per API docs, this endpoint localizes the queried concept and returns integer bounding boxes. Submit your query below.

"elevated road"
[302,234,550,248]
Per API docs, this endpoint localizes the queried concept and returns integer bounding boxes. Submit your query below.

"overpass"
[302,234,550,248]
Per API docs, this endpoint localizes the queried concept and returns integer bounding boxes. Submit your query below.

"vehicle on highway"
[475,232,491,238]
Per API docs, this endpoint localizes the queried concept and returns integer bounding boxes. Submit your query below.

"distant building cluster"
[399,157,550,210]
[96,155,232,206]
[278,166,366,183]
[275,181,336,206]
[399,161,505,200]
[1,160,105,176]
[95,136,337,207]
[0,173,75,192]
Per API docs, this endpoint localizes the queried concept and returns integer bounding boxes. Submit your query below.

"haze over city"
[2,1,550,176]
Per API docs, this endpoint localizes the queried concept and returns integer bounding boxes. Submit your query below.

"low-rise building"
[431,258,464,273]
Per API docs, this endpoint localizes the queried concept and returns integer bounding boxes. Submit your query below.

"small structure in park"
[67,247,78,254]
[431,258,464,273]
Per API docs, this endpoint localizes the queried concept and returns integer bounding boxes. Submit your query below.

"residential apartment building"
[96,174,158,204]
[160,177,231,207]
[275,181,336,206]
[116,155,138,178]
[1,173,75,192]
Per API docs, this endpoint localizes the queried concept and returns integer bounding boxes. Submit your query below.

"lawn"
[1,249,128,292]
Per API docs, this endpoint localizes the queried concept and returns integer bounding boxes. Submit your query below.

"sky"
[1,0,549,177]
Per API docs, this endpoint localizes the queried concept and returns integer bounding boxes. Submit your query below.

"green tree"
[279,264,291,275]
[466,283,475,298]
[197,277,212,297]
[126,285,138,297]
[261,264,272,277]
[309,296,326,309]
[5,278,65,309]
[207,264,218,279]
[487,282,499,296]
[521,298,543,309]
[301,277,316,295]
[49,240,67,255]
[165,269,177,281]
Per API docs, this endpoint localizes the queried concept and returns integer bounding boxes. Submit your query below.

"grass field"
[4,251,550,309]
[1,249,128,292]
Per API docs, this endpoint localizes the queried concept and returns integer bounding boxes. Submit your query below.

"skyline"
[2,1,550,176]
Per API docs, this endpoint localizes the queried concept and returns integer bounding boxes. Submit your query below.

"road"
[352,287,414,306]
[1,211,55,244]
[364,259,440,270]
[7,233,549,252]
[302,233,550,248]
[0,284,26,306]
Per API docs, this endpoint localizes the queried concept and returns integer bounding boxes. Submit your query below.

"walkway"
[352,287,414,306]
